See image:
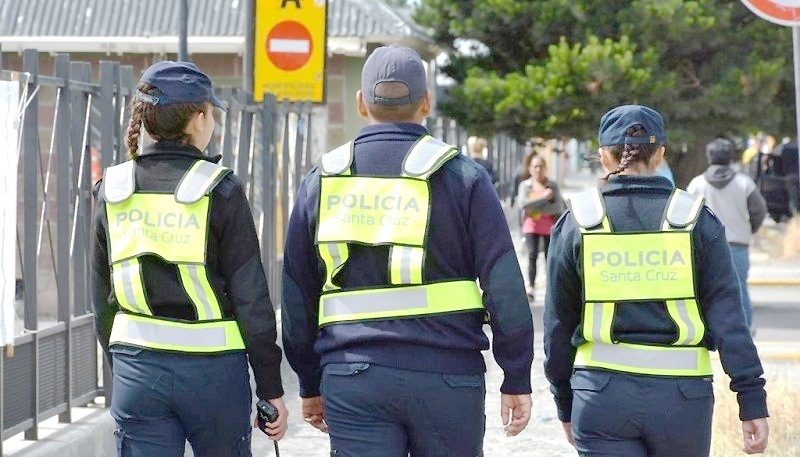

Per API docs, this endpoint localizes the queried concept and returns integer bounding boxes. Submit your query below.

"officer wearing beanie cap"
[282,45,534,455]
[91,61,287,457]
[545,104,769,456]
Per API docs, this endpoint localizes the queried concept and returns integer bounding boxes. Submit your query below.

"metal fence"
[1,50,524,452]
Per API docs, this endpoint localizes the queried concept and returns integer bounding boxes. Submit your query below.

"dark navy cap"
[598,104,666,146]
[361,46,427,106]
[135,61,225,111]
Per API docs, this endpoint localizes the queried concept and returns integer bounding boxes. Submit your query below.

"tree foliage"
[415,0,794,183]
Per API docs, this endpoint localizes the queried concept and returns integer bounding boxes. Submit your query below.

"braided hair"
[125,83,206,159]
[601,125,662,182]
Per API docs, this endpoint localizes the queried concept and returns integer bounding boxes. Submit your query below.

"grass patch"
[711,366,800,456]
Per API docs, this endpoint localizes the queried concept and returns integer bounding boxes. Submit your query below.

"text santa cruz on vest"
[589,248,688,282]
[326,193,421,227]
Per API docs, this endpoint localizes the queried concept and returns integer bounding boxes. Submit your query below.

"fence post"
[237,91,253,188]
[303,101,313,175]
[261,94,278,305]
[22,48,40,441]
[98,61,117,169]
[280,100,291,246]
[219,87,234,168]
[70,61,92,317]
[54,53,74,423]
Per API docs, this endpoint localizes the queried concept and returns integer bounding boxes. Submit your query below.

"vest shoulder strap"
[321,142,354,176]
[569,187,606,229]
[175,160,231,204]
[402,135,459,179]
[102,160,136,204]
[664,188,704,229]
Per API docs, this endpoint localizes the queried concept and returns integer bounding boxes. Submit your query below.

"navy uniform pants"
[571,370,714,457]
[110,346,252,457]
[322,363,485,457]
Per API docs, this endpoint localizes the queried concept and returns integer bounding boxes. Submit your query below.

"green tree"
[416,0,793,185]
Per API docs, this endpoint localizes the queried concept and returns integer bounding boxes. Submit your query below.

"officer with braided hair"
[91,61,287,456]
[544,105,769,456]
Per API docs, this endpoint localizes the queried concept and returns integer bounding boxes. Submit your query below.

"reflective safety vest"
[102,159,246,353]
[570,187,712,377]
[315,135,485,327]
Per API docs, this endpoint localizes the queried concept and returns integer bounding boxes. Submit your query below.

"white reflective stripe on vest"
[321,142,354,176]
[320,242,349,291]
[110,313,245,352]
[667,299,703,346]
[662,189,704,230]
[403,136,458,178]
[389,246,424,285]
[103,160,136,204]
[112,258,150,315]
[175,160,228,204]
[576,341,712,375]
[178,264,222,320]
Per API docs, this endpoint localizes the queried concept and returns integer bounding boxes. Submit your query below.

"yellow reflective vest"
[570,187,712,377]
[102,159,245,353]
[315,135,485,327]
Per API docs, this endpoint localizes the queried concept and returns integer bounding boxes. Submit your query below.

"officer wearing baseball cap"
[282,45,534,455]
[91,60,287,456]
[544,104,770,456]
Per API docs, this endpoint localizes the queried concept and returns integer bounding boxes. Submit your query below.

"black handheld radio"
[256,400,280,456]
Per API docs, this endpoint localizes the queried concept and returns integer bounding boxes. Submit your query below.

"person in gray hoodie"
[687,138,767,330]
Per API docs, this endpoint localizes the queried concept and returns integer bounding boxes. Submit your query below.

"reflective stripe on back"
[321,142,353,176]
[570,187,606,230]
[402,136,459,178]
[178,264,223,320]
[575,341,712,377]
[663,189,704,230]
[319,280,484,326]
[102,160,136,204]
[667,299,704,346]
[112,258,150,315]
[109,313,245,353]
[319,242,349,291]
[389,246,424,285]
[175,160,230,204]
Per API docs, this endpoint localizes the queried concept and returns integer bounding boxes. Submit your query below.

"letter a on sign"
[255,0,327,102]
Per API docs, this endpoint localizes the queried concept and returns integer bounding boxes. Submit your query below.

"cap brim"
[210,93,227,111]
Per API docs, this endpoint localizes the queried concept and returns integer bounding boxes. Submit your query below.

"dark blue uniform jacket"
[282,123,534,398]
[544,175,768,422]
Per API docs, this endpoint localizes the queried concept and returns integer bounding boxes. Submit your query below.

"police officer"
[544,105,769,456]
[281,45,534,456]
[91,61,287,456]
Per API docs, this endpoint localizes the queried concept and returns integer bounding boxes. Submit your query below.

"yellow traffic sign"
[254,0,327,102]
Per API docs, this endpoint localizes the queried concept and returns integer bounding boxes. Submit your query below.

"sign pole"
[794,26,800,180]
[178,0,188,61]
[244,0,255,94]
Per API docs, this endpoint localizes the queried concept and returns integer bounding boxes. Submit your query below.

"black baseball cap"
[361,45,427,106]
[135,61,225,111]
[598,104,666,146]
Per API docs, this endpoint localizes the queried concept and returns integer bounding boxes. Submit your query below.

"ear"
[651,145,666,169]
[356,90,369,119]
[418,90,431,118]
[184,110,205,136]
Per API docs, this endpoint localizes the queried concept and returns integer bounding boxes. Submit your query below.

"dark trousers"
[524,234,550,287]
[571,370,714,457]
[322,363,485,457]
[111,347,252,457]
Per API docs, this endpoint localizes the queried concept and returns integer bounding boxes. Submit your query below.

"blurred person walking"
[688,138,767,331]
[545,105,769,456]
[516,155,564,299]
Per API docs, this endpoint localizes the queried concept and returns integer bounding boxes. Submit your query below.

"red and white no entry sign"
[266,20,313,71]
[741,0,800,26]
